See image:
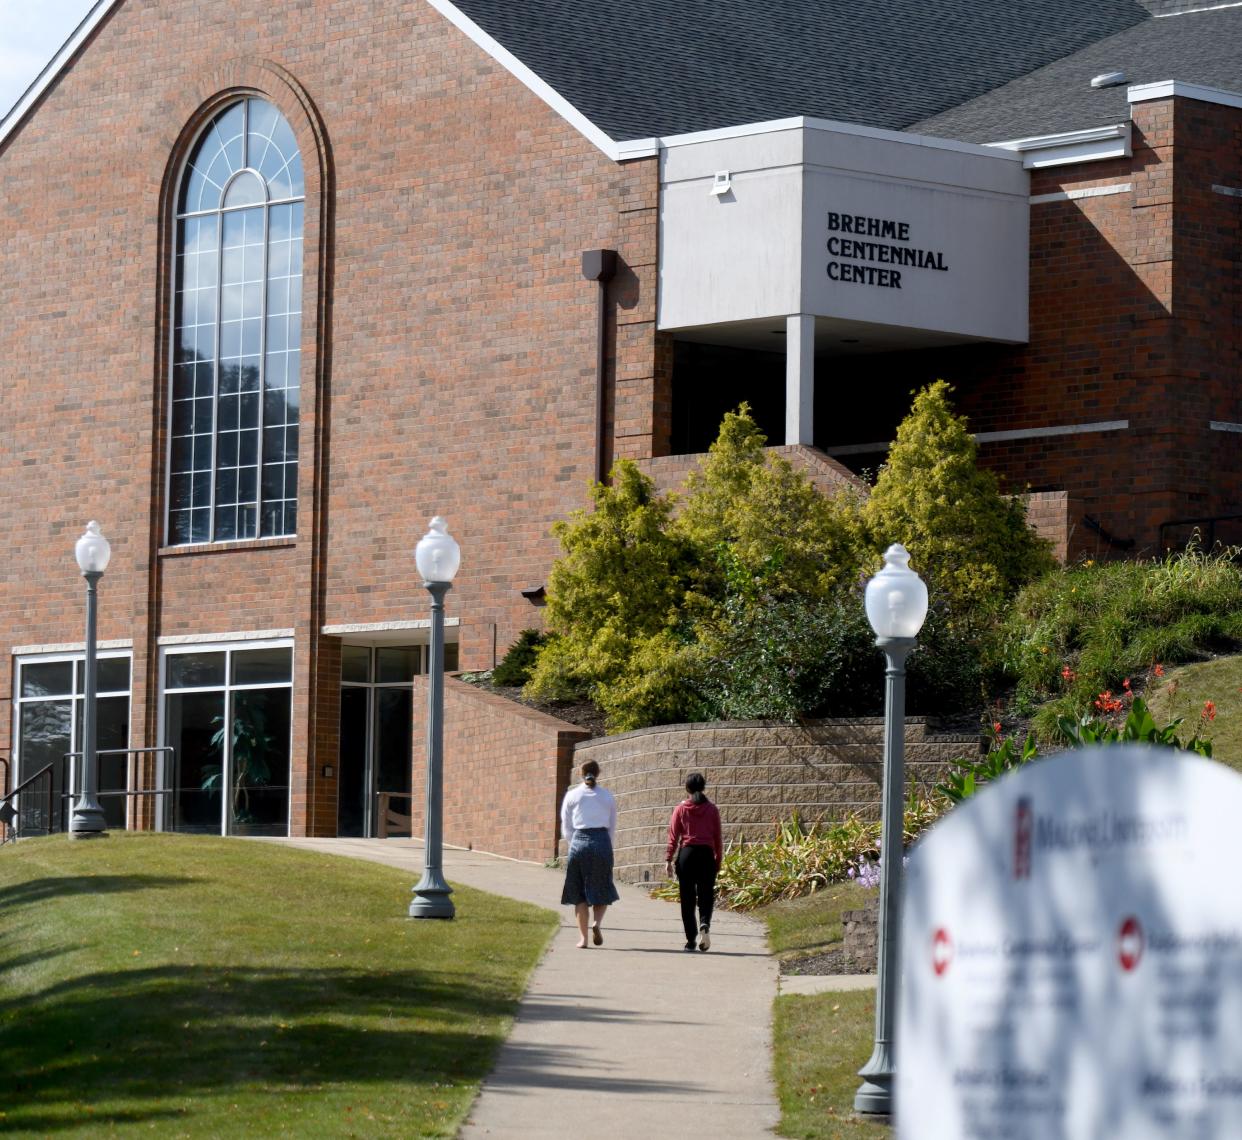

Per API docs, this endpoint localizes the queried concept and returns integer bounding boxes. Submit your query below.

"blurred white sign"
[898,746,1242,1139]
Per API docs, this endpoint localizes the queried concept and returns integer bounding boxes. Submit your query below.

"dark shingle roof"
[914,6,1242,142]
[451,0,1152,140]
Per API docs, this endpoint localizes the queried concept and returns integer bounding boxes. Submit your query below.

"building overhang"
[656,118,1031,355]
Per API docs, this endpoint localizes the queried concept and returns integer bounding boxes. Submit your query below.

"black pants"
[675,845,717,942]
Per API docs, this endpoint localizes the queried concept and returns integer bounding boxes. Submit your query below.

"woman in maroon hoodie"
[664,772,723,952]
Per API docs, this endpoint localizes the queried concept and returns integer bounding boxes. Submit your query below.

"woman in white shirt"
[559,759,620,948]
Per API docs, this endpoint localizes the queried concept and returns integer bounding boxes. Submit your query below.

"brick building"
[3,0,1242,842]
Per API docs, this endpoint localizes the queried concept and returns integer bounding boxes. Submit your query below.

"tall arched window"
[169,97,304,544]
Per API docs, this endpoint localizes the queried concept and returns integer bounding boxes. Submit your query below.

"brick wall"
[575,718,978,884]
[409,675,589,863]
[0,0,659,830]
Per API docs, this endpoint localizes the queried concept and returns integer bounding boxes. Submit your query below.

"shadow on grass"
[0,960,519,1131]
[0,874,193,912]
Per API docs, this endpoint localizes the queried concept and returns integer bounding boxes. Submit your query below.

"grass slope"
[1143,655,1242,774]
[0,833,556,1137]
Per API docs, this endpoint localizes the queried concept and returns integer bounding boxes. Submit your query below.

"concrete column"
[785,313,815,445]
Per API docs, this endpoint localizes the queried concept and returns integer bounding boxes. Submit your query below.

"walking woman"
[665,772,722,952]
[559,759,620,948]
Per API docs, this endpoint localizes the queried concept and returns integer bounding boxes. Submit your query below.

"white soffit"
[988,123,1131,169]
[0,0,117,150]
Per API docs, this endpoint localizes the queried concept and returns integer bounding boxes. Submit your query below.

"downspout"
[581,248,618,484]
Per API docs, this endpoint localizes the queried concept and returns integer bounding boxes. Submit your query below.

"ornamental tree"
[862,380,1054,615]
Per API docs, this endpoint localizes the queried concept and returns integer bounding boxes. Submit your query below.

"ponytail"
[685,772,707,805]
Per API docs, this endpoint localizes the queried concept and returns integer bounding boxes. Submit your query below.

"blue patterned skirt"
[560,828,621,906]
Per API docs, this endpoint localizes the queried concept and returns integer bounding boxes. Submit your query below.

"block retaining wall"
[574,718,980,884]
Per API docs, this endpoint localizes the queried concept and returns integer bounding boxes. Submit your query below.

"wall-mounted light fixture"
[711,170,732,196]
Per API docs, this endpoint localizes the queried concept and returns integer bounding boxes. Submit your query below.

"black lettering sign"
[825,209,947,290]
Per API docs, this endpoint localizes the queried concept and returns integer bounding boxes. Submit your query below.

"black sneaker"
[684,941,696,951]
[698,925,711,952]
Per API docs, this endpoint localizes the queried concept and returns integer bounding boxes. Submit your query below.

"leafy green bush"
[526,411,872,731]
[1055,694,1213,756]
[524,460,699,725]
[491,629,549,687]
[527,392,1026,732]
[863,380,1055,616]
[1000,544,1242,734]
[674,406,867,602]
[938,732,1038,802]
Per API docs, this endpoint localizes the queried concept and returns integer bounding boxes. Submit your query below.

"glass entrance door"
[337,645,419,837]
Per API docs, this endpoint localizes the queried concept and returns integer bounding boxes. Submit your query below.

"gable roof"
[913,4,1242,143]
[447,0,1152,141]
[8,0,1242,163]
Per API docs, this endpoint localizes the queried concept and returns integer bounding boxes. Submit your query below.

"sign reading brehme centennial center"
[899,746,1242,1138]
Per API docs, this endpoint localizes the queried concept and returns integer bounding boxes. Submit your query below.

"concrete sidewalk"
[274,838,781,1138]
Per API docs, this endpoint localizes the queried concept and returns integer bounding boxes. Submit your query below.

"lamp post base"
[409,874,455,920]
[69,808,108,838]
[853,1074,893,1116]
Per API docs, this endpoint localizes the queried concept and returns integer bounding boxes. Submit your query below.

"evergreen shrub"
[491,629,549,687]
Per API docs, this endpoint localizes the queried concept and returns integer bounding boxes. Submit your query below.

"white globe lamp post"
[855,543,928,1115]
[70,521,112,838]
[409,517,461,919]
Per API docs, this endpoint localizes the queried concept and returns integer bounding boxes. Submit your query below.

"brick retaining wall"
[410,676,589,864]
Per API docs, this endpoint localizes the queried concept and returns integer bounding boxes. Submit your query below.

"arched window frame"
[167,96,305,546]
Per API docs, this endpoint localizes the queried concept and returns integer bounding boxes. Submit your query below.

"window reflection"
[164,645,292,836]
[169,97,303,545]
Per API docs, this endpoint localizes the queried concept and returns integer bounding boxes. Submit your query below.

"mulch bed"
[463,677,609,738]
[782,948,875,976]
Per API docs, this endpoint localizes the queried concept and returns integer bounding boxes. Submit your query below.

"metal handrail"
[1,759,56,806]
[63,747,175,831]
[2,748,177,842]
[0,760,57,844]
[1158,513,1242,552]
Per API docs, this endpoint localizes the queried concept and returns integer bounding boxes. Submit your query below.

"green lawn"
[762,881,872,966]
[759,884,890,1139]
[1143,655,1242,774]
[774,991,891,1140]
[0,833,556,1137]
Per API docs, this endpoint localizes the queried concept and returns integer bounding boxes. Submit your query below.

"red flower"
[1202,700,1217,722]
[1153,664,1165,678]
[1122,677,1132,691]
[992,721,1003,735]
[1061,665,1075,682]
[1094,691,1123,715]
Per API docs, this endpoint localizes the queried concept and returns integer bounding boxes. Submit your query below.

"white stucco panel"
[658,120,1029,346]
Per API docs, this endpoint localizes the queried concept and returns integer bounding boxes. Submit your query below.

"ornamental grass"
[654,798,944,913]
